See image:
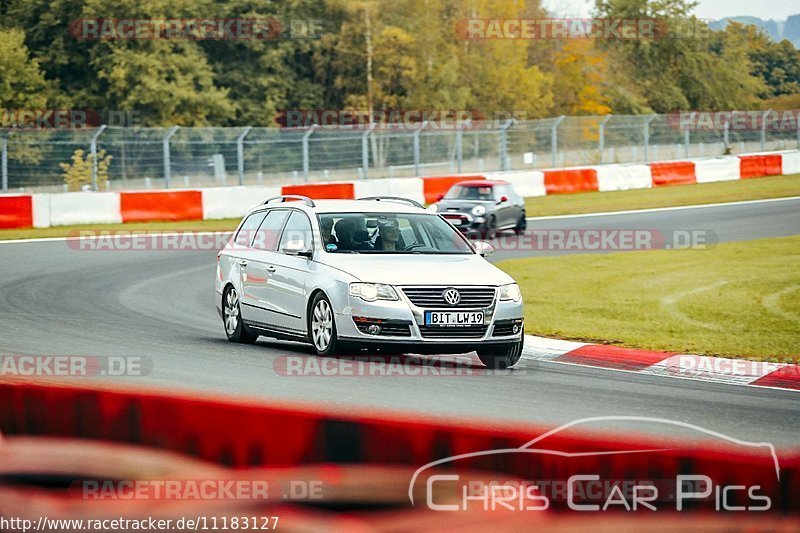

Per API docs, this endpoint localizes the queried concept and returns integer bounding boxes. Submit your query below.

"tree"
[60,148,113,191]
[0,28,48,111]
[594,0,765,112]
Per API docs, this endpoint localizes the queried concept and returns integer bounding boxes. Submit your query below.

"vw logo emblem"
[442,288,461,306]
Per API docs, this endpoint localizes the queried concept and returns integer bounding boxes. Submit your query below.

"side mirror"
[283,239,312,258]
[498,195,508,204]
[473,240,494,257]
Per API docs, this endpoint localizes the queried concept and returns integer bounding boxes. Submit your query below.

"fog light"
[512,324,520,334]
[367,324,381,335]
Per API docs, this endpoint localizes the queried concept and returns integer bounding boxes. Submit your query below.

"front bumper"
[336,286,524,351]
[440,212,490,237]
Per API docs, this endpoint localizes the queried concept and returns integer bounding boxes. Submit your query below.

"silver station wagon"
[215,195,525,368]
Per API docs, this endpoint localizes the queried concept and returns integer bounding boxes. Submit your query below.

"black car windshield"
[445,184,494,201]
[318,213,474,254]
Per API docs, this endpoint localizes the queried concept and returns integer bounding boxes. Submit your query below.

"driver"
[334,218,372,251]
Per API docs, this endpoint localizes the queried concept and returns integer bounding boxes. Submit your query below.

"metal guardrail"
[2,112,799,193]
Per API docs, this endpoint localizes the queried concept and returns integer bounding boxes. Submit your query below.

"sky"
[544,0,799,20]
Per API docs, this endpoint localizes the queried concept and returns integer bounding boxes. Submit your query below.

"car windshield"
[318,212,474,254]
[445,184,494,201]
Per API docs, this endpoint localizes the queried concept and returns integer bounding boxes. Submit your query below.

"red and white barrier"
[595,163,652,191]
[1,150,798,230]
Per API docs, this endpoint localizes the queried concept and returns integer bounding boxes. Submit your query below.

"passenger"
[334,218,373,251]
[377,219,402,251]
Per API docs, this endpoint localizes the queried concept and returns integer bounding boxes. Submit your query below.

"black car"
[429,180,527,239]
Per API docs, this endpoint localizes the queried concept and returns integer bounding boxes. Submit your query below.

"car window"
[234,211,268,247]
[252,210,289,251]
[278,211,313,252]
[318,212,472,254]
[445,184,494,201]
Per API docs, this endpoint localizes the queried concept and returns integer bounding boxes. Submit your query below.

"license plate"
[444,216,463,226]
[425,311,484,326]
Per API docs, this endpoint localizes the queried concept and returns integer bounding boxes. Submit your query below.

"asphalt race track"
[1,197,799,446]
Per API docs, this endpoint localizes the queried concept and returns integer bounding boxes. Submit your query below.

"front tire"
[482,216,497,240]
[223,286,258,344]
[309,292,340,356]
[477,336,524,369]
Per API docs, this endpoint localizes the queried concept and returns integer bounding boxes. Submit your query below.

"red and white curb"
[522,335,800,392]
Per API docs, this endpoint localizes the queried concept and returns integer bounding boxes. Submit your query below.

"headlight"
[349,283,399,302]
[471,205,486,216]
[498,283,522,302]
[427,203,438,212]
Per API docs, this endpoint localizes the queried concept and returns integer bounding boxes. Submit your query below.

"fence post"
[551,115,566,167]
[1,131,8,193]
[413,121,428,177]
[761,109,771,151]
[498,119,514,171]
[723,119,730,154]
[90,124,107,191]
[643,114,656,161]
[683,112,695,159]
[302,125,318,182]
[456,121,469,174]
[236,126,252,186]
[362,123,375,179]
[598,115,612,163]
[163,126,179,189]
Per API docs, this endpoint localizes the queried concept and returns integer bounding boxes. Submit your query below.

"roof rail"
[356,196,424,209]
[263,195,316,208]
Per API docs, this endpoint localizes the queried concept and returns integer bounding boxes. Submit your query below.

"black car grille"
[401,287,496,308]
[493,319,523,337]
[353,318,412,337]
[419,325,489,339]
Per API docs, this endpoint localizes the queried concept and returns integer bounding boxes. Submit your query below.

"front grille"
[442,214,469,226]
[353,318,412,337]
[401,287,496,309]
[419,325,489,339]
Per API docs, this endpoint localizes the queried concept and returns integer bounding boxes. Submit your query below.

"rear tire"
[514,212,527,235]
[477,336,524,369]
[222,285,258,344]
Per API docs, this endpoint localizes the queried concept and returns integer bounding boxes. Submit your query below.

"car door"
[264,210,314,334]
[240,209,290,327]
[228,210,268,318]
[494,185,515,228]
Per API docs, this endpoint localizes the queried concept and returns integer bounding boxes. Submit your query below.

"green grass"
[498,235,800,362]
[0,218,241,241]
[525,173,800,217]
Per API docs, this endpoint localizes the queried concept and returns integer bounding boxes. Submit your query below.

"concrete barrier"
[49,192,122,226]
[595,164,652,191]
[694,156,741,183]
